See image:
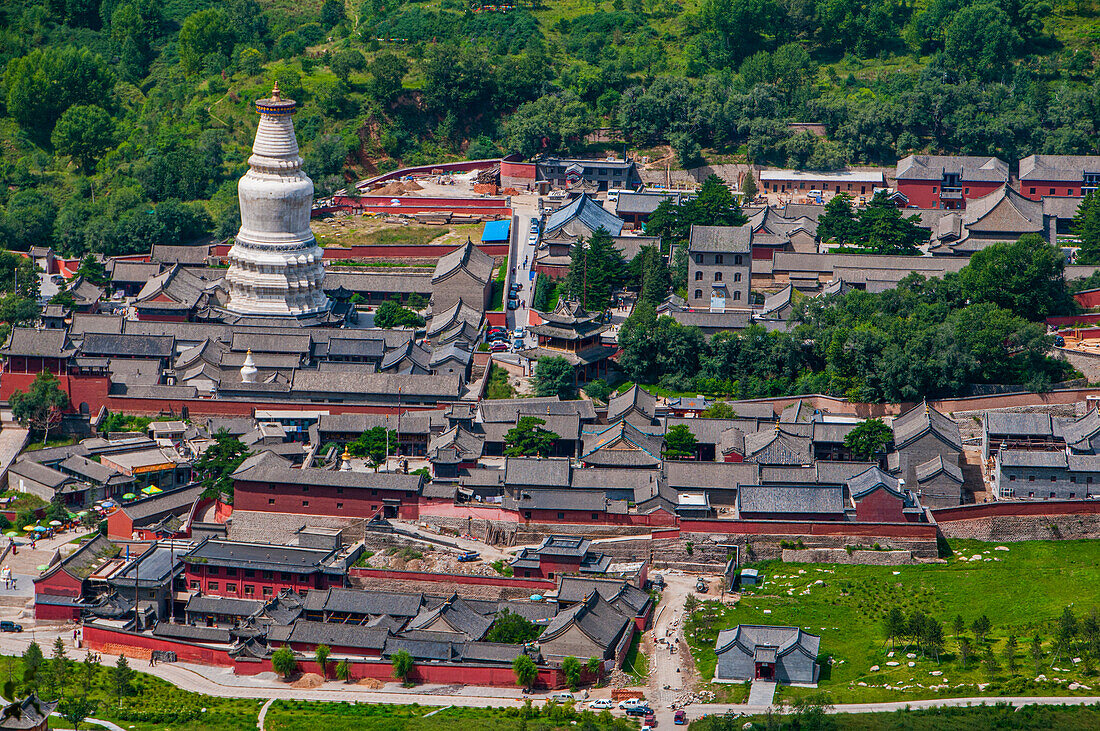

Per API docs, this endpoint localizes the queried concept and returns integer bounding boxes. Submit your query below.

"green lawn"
[623,630,649,683]
[489,256,509,311]
[685,539,1100,704]
[264,700,636,731]
[691,703,1100,730]
[22,436,77,452]
[0,490,47,512]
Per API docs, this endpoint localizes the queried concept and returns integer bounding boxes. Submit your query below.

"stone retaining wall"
[937,512,1100,542]
[781,548,915,565]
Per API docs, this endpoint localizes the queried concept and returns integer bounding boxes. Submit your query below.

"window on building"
[263,586,273,597]
[557,512,565,519]
[1071,476,1077,483]
[371,489,378,496]
[715,254,724,264]
[336,502,343,509]
[189,580,199,590]
[714,272,723,281]
[524,511,532,519]
[226,568,237,576]
[302,485,308,492]
[1028,491,1034,498]
[227,583,237,594]
[1030,188,1036,194]
[244,585,254,596]
[591,513,600,520]
[208,567,218,575]
[1050,492,1056,498]
[208,582,219,591]
[1050,188,1056,195]
[302,500,309,507]
[336,487,343,494]
[1029,475,1035,481]
[694,289,702,299]
[244,569,255,578]
[1070,493,1076,499]
[1009,475,1016,481]
[1068,189,1075,196]
[932,187,937,194]
[733,272,742,282]
[734,255,743,265]
[262,571,273,579]
[696,254,703,264]
[280,572,291,580]
[268,498,275,505]
[733,291,741,300]
[1090,476,1095,484]
[695,271,703,281]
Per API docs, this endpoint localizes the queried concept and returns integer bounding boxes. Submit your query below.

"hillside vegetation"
[0,0,1097,263]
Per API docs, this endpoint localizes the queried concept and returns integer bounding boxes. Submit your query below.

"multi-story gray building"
[994,450,1100,500]
[686,224,752,311]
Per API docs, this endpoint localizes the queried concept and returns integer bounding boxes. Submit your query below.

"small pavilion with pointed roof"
[521,299,616,383]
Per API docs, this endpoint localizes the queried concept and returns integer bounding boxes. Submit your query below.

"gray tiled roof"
[182,538,340,573]
[1,327,76,358]
[153,622,232,644]
[407,596,494,640]
[232,451,422,493]
[540,592,630,651]
[479,397,596,423]
[914,455,963,483]
[608,384,657,424]
[895,155,1009,182]
[891,401,962,450]
[999,449,1067,468]
[504,457,571,487]
[121,484,203,525]
[83,332,175,359]
[278,620,390,650]
[664,461,759,490]
[1057,409,1100,450]
[985,412,1055,438]
[715,624,820,660]
[1018,155,1100,182]
[544,193,625,237]
[8,459,73,489]
[737,484,845,515]
[846,466,903,500]
[185,595,263,617]
[432,239,494,285]
[305,588,425,618]
[688,224,752,253]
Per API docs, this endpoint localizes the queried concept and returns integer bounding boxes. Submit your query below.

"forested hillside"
[0,0,1098,258]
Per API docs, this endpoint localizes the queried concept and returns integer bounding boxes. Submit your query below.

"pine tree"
[1004,634,1018,673]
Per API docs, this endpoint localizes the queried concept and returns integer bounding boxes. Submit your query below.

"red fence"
[350,567,556,591]
[83,624,235,666]
[932,500,1100,522]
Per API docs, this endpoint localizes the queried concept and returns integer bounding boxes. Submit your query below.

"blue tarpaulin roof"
[481,219,511,243]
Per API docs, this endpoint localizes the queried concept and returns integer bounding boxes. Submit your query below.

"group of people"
[1,567,16,590]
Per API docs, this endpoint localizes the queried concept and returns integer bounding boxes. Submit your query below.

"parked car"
[507,300,519,310]
[674,710,687,724]
[645,711,657,725]
[456,551,479,562]
[551,692,574,702]
[618,699,643,710]
[50,275,65,285]
[489,342,508,352]
[513,327,525,338]
[0,621,23,633]
[488,330,508,341]
[588,699,614,709]
[626,705,652,717]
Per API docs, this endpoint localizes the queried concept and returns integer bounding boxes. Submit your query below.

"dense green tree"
[972,614,992,642]
[502,92,592,158]
[512,654,538,690]
[634,246,671,307]
[57,695,97,731]
[51,105,115,171]
[817,193,859,244]
[5,47,113,138]
[663,424,699,459]
[487,609,543,644]
[272,646,297,680]
[843,418,893,460]
[957,234,1074,320]
[1073,191,1100,265]
[335,659,351,683]
[193,431,250,501]
[391,649,414,684]
[346,426,398,465]
[561,655,582,691]
[945,3,1020,81]
[851,193,927,253]
[10,372,69,446]
[884,607,907,649]
[368,53,409,106]
[178,9,234,75]
[374,300,424,329]
[76,255,110,287]
[111,655,133,705]
[534,357,575,400]
[504,417,560,458]
[565,228,624,311]
[314,645,330,679]
[23,643,44,687]
[3,190,57,252]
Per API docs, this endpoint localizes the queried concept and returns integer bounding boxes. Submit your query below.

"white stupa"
[225,82,330,318]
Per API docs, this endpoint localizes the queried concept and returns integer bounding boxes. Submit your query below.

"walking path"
[745,680,776,708]
[257,698,275,730]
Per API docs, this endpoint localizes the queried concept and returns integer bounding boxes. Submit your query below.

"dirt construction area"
[311,215,484,251]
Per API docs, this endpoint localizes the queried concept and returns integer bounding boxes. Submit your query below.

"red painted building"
[1018,155,1100,201]
[34,534,118,621]
[231,451,423,521]
[181,537,354,601]
[894,155,1008,210]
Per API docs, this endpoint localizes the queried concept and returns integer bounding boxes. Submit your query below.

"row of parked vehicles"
[487,326,525,353]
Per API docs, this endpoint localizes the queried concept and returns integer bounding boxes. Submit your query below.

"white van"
[551,691,575,702]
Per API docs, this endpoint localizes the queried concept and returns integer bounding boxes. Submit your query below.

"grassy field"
[489,256,509,311]
[263,700,636,731]
[312,219,483,250]
[691,703,1100,730]
[623,631,649,683]
[685,539,1100,704]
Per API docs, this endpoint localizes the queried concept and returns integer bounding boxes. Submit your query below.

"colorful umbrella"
[4,531,18,537]
[35,564,48,571]
[77,511,89,516]
[141,486,162,495]
[122,493,137,500]
[101,501,117,508]
[48,520,62,527]
[33,526,47,532]
[22,526,36,532]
